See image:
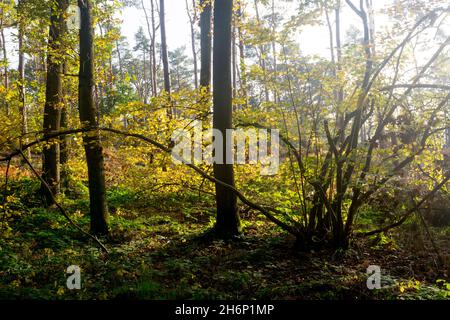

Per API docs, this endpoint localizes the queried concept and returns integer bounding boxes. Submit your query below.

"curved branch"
[17,150,109,254]
[0,127,301,237]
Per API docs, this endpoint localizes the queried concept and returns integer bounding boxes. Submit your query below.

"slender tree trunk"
[253,0,269,103]
[335,1,345,142]
[18,33,30,159]
[159,0,172,116]
[41,0,69,205]
[236,1,247,105]
[17,1,30,159]
[142,47,148,104]
[0,0,8,116]
[365,0,375,57]
[186,0,198,89]
[150,0,157,96]
[213,0,240,238]
[0,11,7,115]
[270,0,278,104]
[78,0,109,235]
[199,0,211,90]
[232,21,237,105]
[60,87,69,189]
[60,59,70,189]
[141,0,154,98]
[1,29,7,91]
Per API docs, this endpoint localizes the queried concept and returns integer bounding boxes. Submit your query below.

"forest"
[0,0,449,301]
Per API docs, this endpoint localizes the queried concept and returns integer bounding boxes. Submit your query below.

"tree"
[16,0,30,159]
[169,46,192,91]
[199,0,211,89]
[185,0,198,89]
[0,0,9,115]
[253,0,269,103]
[41,0,69,205]
[78,0,109,235]
[212,0,241,238]
[133,26,150,103]
[159,0,171,116]
[141,0,157,97]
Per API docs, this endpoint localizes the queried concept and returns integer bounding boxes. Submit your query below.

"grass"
[0,180,449,300]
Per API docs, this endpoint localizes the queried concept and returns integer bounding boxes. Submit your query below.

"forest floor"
[1,175,450,300]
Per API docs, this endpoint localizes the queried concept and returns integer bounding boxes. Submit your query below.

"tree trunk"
[335,1,345,142]
[270,0,278,104]
[199,0,211,89]
[186,0,198,89]
[78,0,109,235]
[0,0,8,115]
[253,0,269,103]
[159,0,172,116]
[365,0,375,57]
[17,0,30,159]
[0,25,7,114]
[1,28,7,91]
[141,0,153,100]
[60,59,70,189]
[60,94,69,189]
[213,0,241,238]
[142,47,148,104]
[236,1,247,106]
[41,0,69,205]
[232,21,237,105]
[150,0,157,96]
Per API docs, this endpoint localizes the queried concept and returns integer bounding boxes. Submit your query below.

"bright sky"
[2,1,448,69]
[118,0,450,65]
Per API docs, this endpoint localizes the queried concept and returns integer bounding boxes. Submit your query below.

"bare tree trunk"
[1,29,7,91]
[365,0,375,57]
[253,0,269,103]
[60,48,70,189]
[150,0,157,96]
[142,46,148,104]
[270,0,278,104]
[232,21,237,104]
[141,0,154,99]
[0,20,7,114]
[236,1,247,105]
[186,0,198,89]
[78,0,109,236]
[41,0,69,205]
[213,0,241,238]
[17,3,30,160]
[0,0,8,115]
[159,0,172,117]
[335,1,344,141]
[199,0,212,89]
[60,73,69,190]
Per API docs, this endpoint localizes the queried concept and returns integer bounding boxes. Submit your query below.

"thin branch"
[358,174,450,237]
[17,150,109,254]
[0,127,301,237]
